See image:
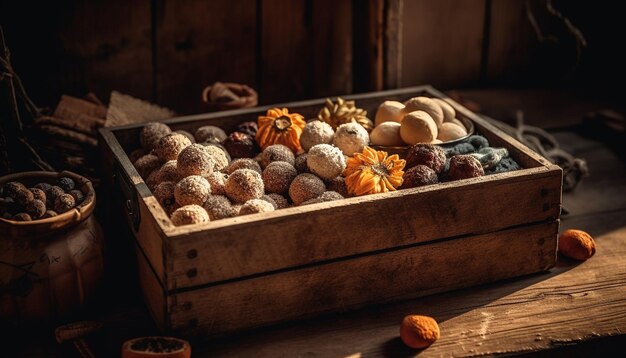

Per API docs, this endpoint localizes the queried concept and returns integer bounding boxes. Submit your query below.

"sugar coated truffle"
[25,199,46,219]
[42,210,58,219]
[147,160,180,189]
[140,122,172,151]
[174,129,196,143]
[3,182,26,198]
[332,122,370,155]
[68,190,84,204]
[239,199,275,216]
[204,172,227,195]
[301,190,344,205]
[203,195,237,220]
[225,169,264,203]
[54,193,76,213]
[326,176,349,198]
[28,188,46,203]
[154,181,178,214]
[300,121,335,152]
[264,193,289,209]
[56,177,75,192]
[171,205,210,226]
[223,132,259,158]
[294,153,309,173]
[401,165,439,189]
[236,121,258,136]
[260,144,295,168]
[13,187,34,206]
[203,145,230,172]
[224,158,262,175]
[195,125,227,144]
[33,182,52,193]
[134,154,162,179]
[46,186,65,207]
[154,133,192,161]
[306,144,346,180]
[175,175,211,206]
[448,155,485,180]
[177,144,215,177]
[289,173,326,205]
[129,148,146,164]
[262,161,298,194]
[405,144,447,173]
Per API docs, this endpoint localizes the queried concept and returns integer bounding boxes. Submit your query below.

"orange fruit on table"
[400,314,440,349]
[558,229,596,261]
[122,336,191,358]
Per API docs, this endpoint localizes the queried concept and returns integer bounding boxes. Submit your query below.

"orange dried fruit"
[343,146,405,196]
[558,229,596,261]
[256,107,306,152]
[400,315,440,349]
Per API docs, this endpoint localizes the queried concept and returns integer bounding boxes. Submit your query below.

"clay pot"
[0,171,104,325]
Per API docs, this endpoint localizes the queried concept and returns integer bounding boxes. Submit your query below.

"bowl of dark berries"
[0,170,96,237]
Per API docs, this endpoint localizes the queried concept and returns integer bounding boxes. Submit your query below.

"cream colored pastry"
[403,97,444,127]
[370,122,404,146]
[432,98,456,123]
[431,139,443,144]
[400,111,438,145]
[449,118,465,128]
[374,101,405,126]
[437,122,468,142]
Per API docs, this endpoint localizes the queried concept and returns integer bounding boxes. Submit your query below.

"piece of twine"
[482,110,588,192]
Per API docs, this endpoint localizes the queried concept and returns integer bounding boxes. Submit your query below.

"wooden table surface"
[7,89,626,357]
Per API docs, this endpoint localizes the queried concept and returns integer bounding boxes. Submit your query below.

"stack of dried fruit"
[0,177,85,221]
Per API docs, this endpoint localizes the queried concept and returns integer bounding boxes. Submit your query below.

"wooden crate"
[99,85,562,337]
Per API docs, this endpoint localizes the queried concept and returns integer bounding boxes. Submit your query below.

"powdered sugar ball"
[177,144,215,177]
[332,122,370,155]
[174,175,211,206]
[203,195,237,220]
[154,133,192,161]
[289,173,326,205]
[260,144,295,168]
[264,193,289,209]
[204,145,230,172]
[262,161,298,194]
[147,160,180,190]
[171,205,209,226]
[225,169,264,203]
[224,158,262,175]
[140,122,171,151]
[239,199,275,216]
[300,121,335,152]
[306,144,346,180]
[134,154,162,179]
[204,172,227,195]
[174,130,195,143]
[153,181,178,214]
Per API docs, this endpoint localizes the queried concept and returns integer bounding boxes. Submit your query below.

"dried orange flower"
[256,107,306,152]
[344,146,405,196]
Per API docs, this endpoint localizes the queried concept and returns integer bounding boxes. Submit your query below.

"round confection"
[260,144,295,168]
[174,130,196,143]
[170,205,210,226]
[153,181,178,214]
[140,122,172,151]
[177,144,215,177]
[238,199,275,216]
[267,193,289,209]
[203,195,237,220]
[155,133,192,161]
[25,199,46,219]
[236,121,258,136]
[28,188,46,203]
[448,155,485,180]
[204,145,230,172]
[332,122,370,156]
[223,132,259,158]
[224,158,262,175]
[262,161,298,194]
[45,186,65,207]
[405,144,447,173]
[3,181,26,198]
[204,172,228,195]
[403,97,444,127]
[12,213,32,221]
[224,169,264,203]
[319,191,344,201]
[195,126,227,144]
[175,175,211,206]
[289,173,326,205]
[400,111,438,145]
[437,122,468,142]
[13,187,34,207]
[147,160,180,190]
[326,176,349,198]
[294,153,309,174]
[300,121,335,152]
[54,194,76,213]
[369,122,403,146]
[374,101,405,126]
[401,165,439,189]
[134,154,163,179]
[306,144,346,180]
[432,98,456,123]
[42,210,58,219]
[260,194,278,209]
[68,189,84,204]
[129,148,146,164]
[33,182,52,193]
[56,177,76,192]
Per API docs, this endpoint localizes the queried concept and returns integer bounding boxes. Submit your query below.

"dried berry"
[56,177,76,192]
[174,176,211,206]
[54,194,76,213]
[400,315,440,349]
[223,132,259,159]
[289,173,326,205]
[401,165,439,189]
[195,125,227,144]
[68,189,84,204]
[558,229,596,261]
[236,121,258,136]
[12,213,32,221]
[405,144,446,173]
[170,205,210,226]
[262,161,298,194]
[448,155,484,181]
[29,188,46,203]
[225,169,264,204]
[25,199,46,219]
[239,199,275,216]
[140,122,172,151]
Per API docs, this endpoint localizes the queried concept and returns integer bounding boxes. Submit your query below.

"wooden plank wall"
[0,0,597,114]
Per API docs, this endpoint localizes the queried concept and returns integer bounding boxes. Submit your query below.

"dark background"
[1,0,623,115]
